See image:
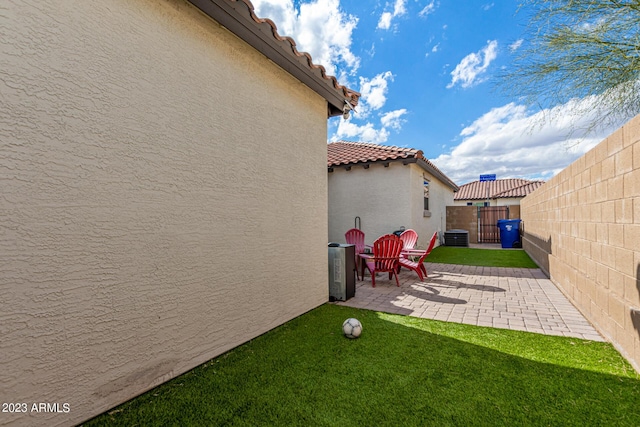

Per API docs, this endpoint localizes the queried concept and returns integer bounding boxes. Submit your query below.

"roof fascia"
[328,157,459,192]
[188,0,348,117]
[328,157,413,172]
[417,159,459,192]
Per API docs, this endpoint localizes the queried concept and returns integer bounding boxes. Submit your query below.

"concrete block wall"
[446,206,478,244]
[521,114,640,372]
[509,205,521,219]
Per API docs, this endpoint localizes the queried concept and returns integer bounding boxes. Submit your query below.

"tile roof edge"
[455,179,545,199]
[327,141,423,166]
[188,0,360,115]
[492,181,545,198]
[417,158,459,192]
[327,141,458,191]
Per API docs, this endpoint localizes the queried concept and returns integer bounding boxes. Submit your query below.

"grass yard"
[86,304,640,426]
[427,246,539,268]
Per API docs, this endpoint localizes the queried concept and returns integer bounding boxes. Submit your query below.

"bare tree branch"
[500,0,640,139]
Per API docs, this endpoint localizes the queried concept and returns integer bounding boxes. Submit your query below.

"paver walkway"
[337,262,604,342]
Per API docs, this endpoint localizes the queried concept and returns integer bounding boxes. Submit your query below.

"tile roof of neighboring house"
[327,141,459,191]
[454,179,545,200]
[188,0,359,117]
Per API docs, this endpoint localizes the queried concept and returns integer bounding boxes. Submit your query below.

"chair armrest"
[401,249,427,256]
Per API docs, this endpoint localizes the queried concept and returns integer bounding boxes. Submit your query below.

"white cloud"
[433,97,628,184]
[419,1,437,17]
[509,39,523,52]
[377,12,393,30]
[447,40,498,89]
[333,119,390,143]
[356,71,394,116]
[331,108,407,144]
[252,1,409,145]
[380,109,408,130]
[329,71,408,144]
[251,0,359,77]
[377,0,407,30]
[482,2,495,11]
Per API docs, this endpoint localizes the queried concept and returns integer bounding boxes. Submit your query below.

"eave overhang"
[188,0,360,117]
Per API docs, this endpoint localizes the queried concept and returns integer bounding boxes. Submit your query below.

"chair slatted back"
[399,229,418,250]
[424,232,438,256]
[345,228,366,254]
[372,234,403,272]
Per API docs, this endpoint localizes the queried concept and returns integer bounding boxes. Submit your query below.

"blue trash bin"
[497,219,521,248]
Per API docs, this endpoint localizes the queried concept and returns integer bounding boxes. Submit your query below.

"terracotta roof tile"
[242,0,360,107]
[190,0,360,111]
[454,179,544,200]
[327,141,458,191]
[493,181,545,198]
[327,141,422,166]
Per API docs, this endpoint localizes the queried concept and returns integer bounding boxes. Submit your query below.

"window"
[423,176,430,216]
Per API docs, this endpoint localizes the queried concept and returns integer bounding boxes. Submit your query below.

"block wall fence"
[446,205,521,244]
[446,206,479,243]
[521,114,640,372]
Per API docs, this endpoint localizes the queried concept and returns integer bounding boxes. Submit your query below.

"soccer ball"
[342,318,362,339]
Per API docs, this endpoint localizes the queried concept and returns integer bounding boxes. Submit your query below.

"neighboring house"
[1,1,358,426]
[453,179,545,206]
[328,141,458,249]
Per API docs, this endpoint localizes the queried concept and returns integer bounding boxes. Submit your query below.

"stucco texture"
[1,1,329,425]
[521,114,640,372]
[328,162,451,248]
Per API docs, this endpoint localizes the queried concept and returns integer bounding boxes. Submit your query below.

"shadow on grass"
[86,304,640,427]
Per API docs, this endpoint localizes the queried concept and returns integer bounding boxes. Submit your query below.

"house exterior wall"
[521,114,640,372]
[452,199,487,206]
[496,197,524,207]
[413,164,453,247]
[328,162,450,249]
[0,1,330,426]
[329,162,411,243]
[452,197,524,206]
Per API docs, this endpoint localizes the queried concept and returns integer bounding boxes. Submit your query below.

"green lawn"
[86,305,640,426]
[427,246,539,268]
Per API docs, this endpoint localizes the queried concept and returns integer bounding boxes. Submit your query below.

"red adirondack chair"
[345,228,372,280]
[362,234,404,287]
[399,229,418,257]
[345,228,367,254]
[399,231,438,281]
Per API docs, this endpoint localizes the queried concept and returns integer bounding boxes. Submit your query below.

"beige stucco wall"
[452,200,485,206]
[328,162,451,249]
[0,1,330,426]
[521,114,640,372]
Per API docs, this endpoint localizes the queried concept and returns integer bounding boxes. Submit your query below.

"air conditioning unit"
[444,230,469,247]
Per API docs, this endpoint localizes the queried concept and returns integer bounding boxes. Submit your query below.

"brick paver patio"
[337,262,605,342]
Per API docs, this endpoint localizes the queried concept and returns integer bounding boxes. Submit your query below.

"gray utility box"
[328,243,356,301]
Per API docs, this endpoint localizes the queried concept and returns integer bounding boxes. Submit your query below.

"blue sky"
[251,0,630,184]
